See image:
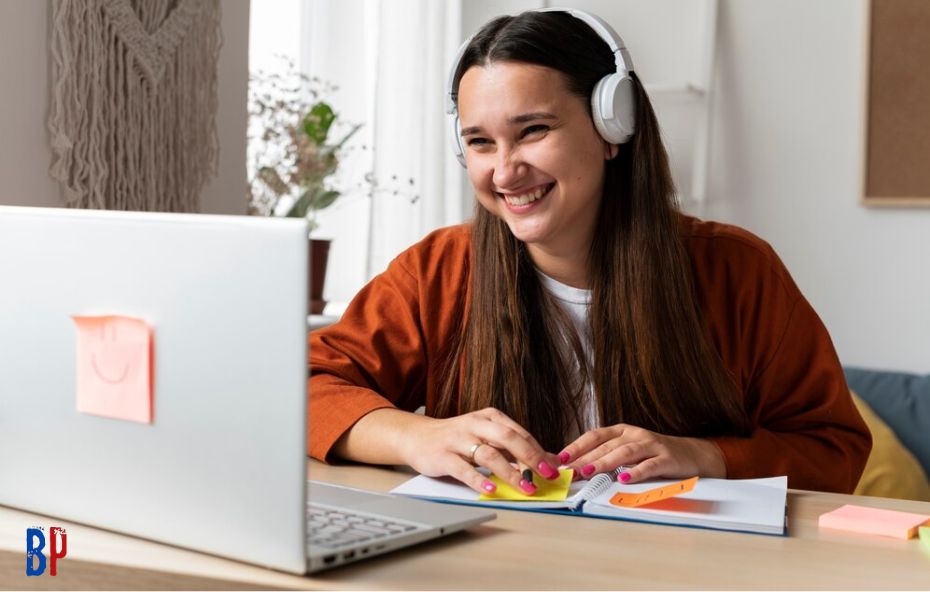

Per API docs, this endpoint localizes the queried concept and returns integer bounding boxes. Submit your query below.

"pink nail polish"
[538,461,559,480]
[581,464,596,477]
[619,471,631,483]
[558,451,571,464]
[519,479,537,494]
[482,480,496,493]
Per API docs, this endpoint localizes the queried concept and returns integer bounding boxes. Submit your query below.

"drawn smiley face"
[72,315,154,424]
[89,322,132,384]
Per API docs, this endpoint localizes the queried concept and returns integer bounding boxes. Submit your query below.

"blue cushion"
[844,367,930,477]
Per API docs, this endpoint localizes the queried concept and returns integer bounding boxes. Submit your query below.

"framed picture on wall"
[861,0,930,207]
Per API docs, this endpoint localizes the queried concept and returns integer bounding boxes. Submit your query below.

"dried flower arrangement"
[247,60,418,232]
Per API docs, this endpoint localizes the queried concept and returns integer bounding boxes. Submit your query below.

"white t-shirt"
[536,271,596,440]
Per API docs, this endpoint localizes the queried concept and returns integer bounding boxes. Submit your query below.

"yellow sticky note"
[609,476,699,508]
[818,504,929,539]
[479,469,573,501]
[73,315,154,424]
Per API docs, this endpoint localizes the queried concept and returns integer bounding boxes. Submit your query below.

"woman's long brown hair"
[436,12,750,453]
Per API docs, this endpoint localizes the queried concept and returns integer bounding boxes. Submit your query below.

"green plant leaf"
[286,188,341,219]
[303,102,336,145]
[287,190,312,218]
[310,189,341,210]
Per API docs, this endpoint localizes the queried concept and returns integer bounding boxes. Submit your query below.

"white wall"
[704,0,930,373]
[461,0,929,373]
[297,0,377,309]
[0,1,249,214]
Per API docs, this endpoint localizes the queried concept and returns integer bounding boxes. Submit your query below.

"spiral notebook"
[390,471,788,536]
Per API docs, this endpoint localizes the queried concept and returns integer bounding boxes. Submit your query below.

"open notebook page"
[583,476,788,535]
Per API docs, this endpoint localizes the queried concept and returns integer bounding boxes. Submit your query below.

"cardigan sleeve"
[685,220,870,493]
[709,295,871,493]
[307,253,428,462]
[306,225,471,462]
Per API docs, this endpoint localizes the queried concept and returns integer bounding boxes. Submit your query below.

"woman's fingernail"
[538,461,559,479]
[519,479,537,495]
[482,480,496,493]
[619,471,631,483]
[558,451,571,464]
[581,464,596,477]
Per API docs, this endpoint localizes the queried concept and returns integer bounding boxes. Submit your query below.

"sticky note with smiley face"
[72,315,153,424]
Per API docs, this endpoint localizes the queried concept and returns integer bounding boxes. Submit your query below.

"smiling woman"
[457,62,612,288]
[307,8,871,498]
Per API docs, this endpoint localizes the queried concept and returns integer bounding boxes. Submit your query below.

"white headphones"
[445,7,637,167]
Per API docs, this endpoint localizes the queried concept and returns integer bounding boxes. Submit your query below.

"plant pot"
[309,238,331,314]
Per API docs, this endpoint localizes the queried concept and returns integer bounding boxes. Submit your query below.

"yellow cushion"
[851,390,930,501]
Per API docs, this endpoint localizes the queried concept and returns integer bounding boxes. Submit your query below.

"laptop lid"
[0,206,309,574]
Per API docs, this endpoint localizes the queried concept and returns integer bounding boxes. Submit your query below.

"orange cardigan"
[308,216,871,493]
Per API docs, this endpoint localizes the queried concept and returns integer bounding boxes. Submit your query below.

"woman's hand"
[399,407,562,496]
[558,424,727,483]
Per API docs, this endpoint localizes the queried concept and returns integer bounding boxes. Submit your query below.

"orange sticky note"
[818,504,930,539]
[73,315,154,424]
[609,476,699,508]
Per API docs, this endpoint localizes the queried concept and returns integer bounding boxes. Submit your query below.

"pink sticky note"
[818,504,930,539]
[72,315,154,424]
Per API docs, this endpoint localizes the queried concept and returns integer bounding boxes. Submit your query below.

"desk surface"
[2,461,929,590]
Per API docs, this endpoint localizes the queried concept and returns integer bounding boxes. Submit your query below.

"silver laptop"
[0,205,494,575]
[306,481,492,572]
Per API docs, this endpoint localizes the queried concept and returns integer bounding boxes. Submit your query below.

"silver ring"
[468,442,482,462]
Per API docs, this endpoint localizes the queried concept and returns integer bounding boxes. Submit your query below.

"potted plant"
[247,66,360,314]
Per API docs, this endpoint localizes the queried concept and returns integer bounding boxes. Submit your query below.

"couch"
[844,367,930,501]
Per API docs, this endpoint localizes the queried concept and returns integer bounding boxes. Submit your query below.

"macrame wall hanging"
[48,0,221,212]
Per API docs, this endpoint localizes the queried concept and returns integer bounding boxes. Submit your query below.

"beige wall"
[0,1,249,214]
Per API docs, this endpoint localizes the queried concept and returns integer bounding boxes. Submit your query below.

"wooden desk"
[2,461,929,590]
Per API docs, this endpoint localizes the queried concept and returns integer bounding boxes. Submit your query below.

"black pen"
[518,462,535,490]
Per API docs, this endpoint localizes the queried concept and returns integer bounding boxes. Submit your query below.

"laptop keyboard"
[308,503,421,549]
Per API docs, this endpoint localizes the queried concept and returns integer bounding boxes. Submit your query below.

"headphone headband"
[534,7,634,74]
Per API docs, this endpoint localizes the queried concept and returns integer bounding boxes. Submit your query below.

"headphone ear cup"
[591,73,636,145]
[449,110,466,167]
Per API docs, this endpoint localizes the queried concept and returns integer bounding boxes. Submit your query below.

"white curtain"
[300,0,466,309]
